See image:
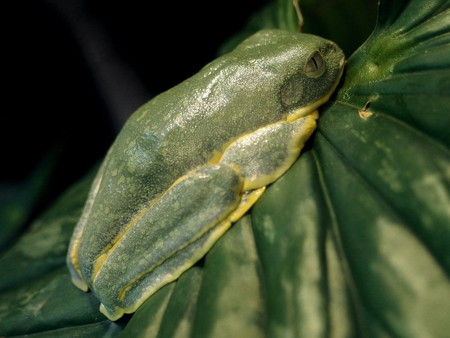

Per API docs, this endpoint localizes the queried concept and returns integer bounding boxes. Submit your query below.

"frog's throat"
[286,67,344,122]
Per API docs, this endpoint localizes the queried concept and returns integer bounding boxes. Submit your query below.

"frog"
[67,29,345,321]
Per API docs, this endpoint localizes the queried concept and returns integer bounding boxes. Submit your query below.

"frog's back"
[76,29,345,282]
[84,32,297,234]
[76,48,282,273]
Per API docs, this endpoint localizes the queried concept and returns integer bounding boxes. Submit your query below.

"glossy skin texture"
[67,29,345,320]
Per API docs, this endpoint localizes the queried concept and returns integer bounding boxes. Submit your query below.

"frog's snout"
[327,41,346,68]
[339,53,346,68]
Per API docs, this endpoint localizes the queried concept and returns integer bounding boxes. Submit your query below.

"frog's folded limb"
[220,113,317,191]
[91,163,243,320]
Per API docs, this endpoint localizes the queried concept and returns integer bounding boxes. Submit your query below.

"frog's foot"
[91,163,245,320]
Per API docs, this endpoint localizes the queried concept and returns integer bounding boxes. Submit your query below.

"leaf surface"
[1,0,449,337]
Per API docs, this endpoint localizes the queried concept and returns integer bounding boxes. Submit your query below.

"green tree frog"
[67,29,345,320]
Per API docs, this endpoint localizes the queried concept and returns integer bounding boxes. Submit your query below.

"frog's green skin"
[67,29,345,320]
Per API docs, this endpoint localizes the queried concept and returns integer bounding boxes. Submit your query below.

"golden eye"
[305,51,325,77]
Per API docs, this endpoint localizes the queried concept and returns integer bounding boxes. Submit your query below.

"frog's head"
[231,29,345,122]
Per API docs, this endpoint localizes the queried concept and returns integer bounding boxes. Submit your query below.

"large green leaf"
[218,0,376,56]
[0,149,60,253]
[252,1,450,336]
[1,0,449,337]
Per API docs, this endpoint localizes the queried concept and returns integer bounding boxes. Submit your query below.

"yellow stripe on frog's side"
[287,100,321,122]
[68,162,107,291]
[68,237,90,291]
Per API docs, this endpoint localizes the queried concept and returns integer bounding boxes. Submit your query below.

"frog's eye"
[305,51,325,77]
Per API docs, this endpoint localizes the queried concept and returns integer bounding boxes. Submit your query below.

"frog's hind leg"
[92,163,245,320]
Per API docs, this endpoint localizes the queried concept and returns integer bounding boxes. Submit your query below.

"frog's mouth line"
[286,65,345,122]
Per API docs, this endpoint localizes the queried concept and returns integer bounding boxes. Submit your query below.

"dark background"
[2,0,267,217]
[1,0,377,240]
